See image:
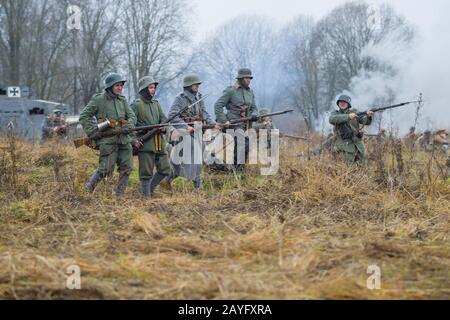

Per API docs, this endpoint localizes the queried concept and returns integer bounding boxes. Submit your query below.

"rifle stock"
[73,137,91,149]
[73,123,180,149]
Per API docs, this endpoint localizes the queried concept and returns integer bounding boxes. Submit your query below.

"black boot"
[115,173,130,198]
[86,170,103,193]
[150,173,167,195]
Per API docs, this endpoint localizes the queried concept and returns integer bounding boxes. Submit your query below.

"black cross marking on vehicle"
[9,88,19,97]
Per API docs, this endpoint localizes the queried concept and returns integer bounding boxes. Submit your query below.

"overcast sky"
[191,0,449,42]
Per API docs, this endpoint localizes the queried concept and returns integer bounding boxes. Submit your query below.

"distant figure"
[417,130,433,151]
[253,108,276,149]
[433,130,449,146]
[403,126,417,152]
[432,130,449,153]
[41,109,67,142]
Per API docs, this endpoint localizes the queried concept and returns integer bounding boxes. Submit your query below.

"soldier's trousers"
[137,151,171,180]
[233,129,250,166]
[337,150,366,164]
[98,143,133,177]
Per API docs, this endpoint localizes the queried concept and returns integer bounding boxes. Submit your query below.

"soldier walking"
[79,73,136,197]
[214,68,259,171]
[131,76,171,198]
[166,74,217,189]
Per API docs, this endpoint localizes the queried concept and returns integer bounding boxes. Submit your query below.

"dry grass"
[0,135,448,300]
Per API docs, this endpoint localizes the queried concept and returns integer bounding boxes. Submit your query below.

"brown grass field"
[0,134,449,300]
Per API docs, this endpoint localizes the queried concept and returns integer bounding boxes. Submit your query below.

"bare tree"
[0,0,32,85]
[280,16,320,126]
[71,0,124,110]
[314,2,414,109]
[122,0,191,101]
[281,2,414,128]
[24,0,72,100]
[199,15,281,109]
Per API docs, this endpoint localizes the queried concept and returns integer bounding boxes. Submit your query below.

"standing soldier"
[166,74,217,189]
[329,94,374,163]
[79,73,136,197]
[41,109,67,142]
[131,76,171,198]
[214,68,258,171]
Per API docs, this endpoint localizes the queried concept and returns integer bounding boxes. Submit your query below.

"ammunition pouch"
[338,125,363,141]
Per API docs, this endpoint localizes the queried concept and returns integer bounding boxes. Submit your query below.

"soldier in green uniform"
[253,108,276,131]
[131,76,171,198]
[79,73,136,197]
[41,109,67,142]
[214,68,259,170]
[253,108,276,149]
[329,94,374,163]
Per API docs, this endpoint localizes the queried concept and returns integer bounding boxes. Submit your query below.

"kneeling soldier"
[131,76,171,198]
[79,73,136,197]
[253,108,276,149]
[41,109,67,143]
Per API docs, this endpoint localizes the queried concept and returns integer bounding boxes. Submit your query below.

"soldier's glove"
[89,131,102,141]
[251,115,259,122]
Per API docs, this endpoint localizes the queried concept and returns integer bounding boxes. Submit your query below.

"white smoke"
[346,3,450,134]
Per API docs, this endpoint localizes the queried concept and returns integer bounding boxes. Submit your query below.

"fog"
[192,0,450,133]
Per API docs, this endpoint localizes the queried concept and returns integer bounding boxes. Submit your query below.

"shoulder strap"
[138,99,145,120]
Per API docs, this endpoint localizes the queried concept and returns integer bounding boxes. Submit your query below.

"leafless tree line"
[1,0,414,128]
[198,1,414,128]
[0,0,191,112]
